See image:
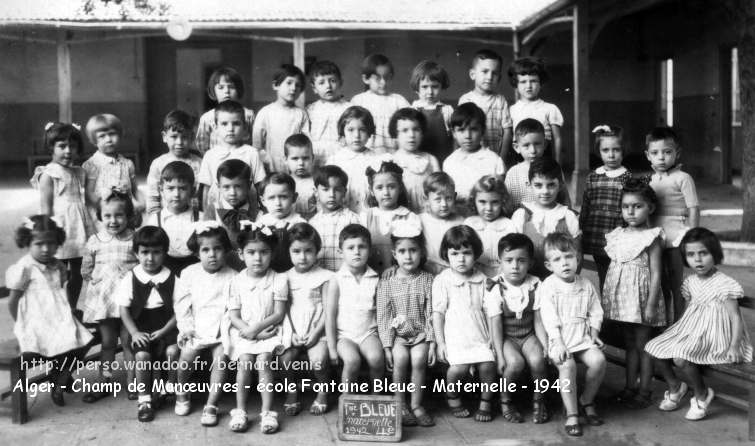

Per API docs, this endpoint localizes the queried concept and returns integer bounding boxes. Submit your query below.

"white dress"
[391,150,439,214]
[464,216,518,277]
[432,269,494,365]
[282,266,334,348]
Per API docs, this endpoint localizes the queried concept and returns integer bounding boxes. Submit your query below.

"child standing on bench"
[645,228,753,421]
[6,215,93,406]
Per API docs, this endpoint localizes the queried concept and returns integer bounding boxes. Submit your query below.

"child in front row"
[284,134,318,220]
[204,159,258,271]
[225,223,287,434]
[309,165,360,271]
[645,126,699,321]
[602,178,665,409]
[442,103,505,214]
[146,110,202,214]
[116,226,179,422]
[7,216,93,407]
[646,228,752,421]
[360,161,421,273]
[256,173,306,272]
[512,157,581,279]
[505,119,570,209]
[433,225,497,422]
[279,223,334,416]
[146,162,201,275]
[252,64,310,173]
[410,60,454,163]
[464,175,517,277]
[377,220,436,427]
[486,234,548,424]
[351,54,410,154]
[78,191,138,403]
[419,172,464,274]
[173,222,236,426]
[538,233,606,437]
[325,224,385,393]
[307,60,351,165]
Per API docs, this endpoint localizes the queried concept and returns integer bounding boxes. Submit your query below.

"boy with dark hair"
[307,60,351,165]
[284,134,317,219]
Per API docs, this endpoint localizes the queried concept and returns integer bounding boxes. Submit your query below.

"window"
[660,58,674,126]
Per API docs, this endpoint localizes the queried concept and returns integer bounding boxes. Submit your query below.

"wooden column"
[571,0,590,206]
[57,32,72,123]
[293,32,306,107]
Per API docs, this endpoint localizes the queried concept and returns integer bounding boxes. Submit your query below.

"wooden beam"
[293,32,306,107]
[571,0,590,205]
[57,32,72,123]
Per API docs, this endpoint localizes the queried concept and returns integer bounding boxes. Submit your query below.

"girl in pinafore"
[602,178,665,409]
[580,124,633,289]
[410,60,454,163]
[77,190,138,403]
[359,161,421,273]
[6,216,93,406]
[646,228,753,421]
[31,122,96,308]
[389,107,441,213]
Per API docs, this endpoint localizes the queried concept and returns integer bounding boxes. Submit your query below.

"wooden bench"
[604,295,755,441]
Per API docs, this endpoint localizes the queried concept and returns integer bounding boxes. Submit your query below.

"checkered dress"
[309,208,360,271]
[376,267,435,347]
[579,168,632,256]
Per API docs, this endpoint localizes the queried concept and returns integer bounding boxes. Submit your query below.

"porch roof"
[0,0,567,31]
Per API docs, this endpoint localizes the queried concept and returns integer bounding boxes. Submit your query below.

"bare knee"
[135,351,151,362]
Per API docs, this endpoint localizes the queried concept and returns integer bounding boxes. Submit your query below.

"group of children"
[6,48,753,438]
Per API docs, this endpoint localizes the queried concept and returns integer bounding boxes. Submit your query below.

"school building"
[0,0,744,196]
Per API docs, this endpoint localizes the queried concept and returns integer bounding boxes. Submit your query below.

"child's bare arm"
[489,314,506,373]
[85,177,99,208]
[533,310,548,356]
[429,155,441,173]
[8,290,22,320]
[120,305,150,347]
[501,128,513,160]
[646,238,663,320]
[551,125,563,163]
[687,206,700,228]
[325,280,340,362]
[151,315,176,340]
[256,300,286,335]
[38,173,54,216]
[432,312,447,363]
[724,299,745,362]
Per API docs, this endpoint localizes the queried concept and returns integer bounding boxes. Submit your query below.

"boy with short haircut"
[419,172,463,274]
[115,226,179,422]
[505,119,570,208]
[256,172,307,272]
[309,165,360,271]
[146,161,201,275]
[253,64,310,173]
[204,159,258,271]
[458,49,513,160]
[284,134,318,220]
[511,157,580,279]
[197,100,266,212]
[306,60,351,165]
[147,110,202,214]
[442,103,505,212]
[507,57,564,163]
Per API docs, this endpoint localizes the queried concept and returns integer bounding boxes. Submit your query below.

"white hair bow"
[44,122,55,131]
[22,217,35,230]
[72,123,81,131]
[239,219,273,236]
[193,220,222,235]
[591,125,612,134]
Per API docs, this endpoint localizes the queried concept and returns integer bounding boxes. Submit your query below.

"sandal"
[612,387,638,404]
[564,413,582,437]
[310,400,328,415]
[412,406,435,427]
[474,398,494,422]
[82,391,109,404]
[532,398,549,424]
[402,403,418,426]
[201,405,219,426]
[625,391,652,410]
[446,393,470,418]
[260,410,279,434]
[500,400,523,423]
[284,401,302,416]
[579,401,604,426]
[228,408,248,432]
[174,398,191,416]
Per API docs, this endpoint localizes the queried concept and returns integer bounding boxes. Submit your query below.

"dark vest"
[129,272,176,320]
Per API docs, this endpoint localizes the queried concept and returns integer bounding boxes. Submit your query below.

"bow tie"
[485,277,507,292]
[218,208,251,231]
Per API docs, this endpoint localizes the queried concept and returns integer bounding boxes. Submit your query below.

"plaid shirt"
[376,267,435,347]
[458,91,513,154]
[195,107,256,155]
[309,208,360,271]
[579,167,632,256]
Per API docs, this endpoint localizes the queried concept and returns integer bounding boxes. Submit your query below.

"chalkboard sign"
[337,394,402,442]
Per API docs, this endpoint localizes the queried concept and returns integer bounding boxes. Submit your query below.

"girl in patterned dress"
[377,219,436,427]
[388,108,441,213]
[224,222,287,434]
[464,175,517,277]
[360,161,421,273]
[279,223,334,417]
[78,191,138,403]
[602,178,665,409]
[31,122,96,310]
[6,216,93,406]
[646,228,753,421]
[580,124,633,288]
[432,225,497,422]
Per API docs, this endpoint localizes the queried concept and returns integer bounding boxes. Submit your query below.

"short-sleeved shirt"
[509,99,564,141]
[196,107,256,155]
[293,176,317,220]
[114,265,173,309]
[483,274,541,317]
[335,266,379,343]
[648,165,699,216]
[82,151,136,198]
[458,91,513,154]
[307,98,351,165]
[252,102,310,173]
[197,144,266,188]
[351,91,410,154]
[146,152,202,213]
[309,208,360,271]
[442,147,505,200]
[146,208,200,258]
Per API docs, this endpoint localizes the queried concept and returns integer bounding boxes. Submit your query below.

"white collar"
[523,202,569,234]
[133,265,170,284]
[465,216,514,232]
[93,150,122,164]
[595,166,628,178]
[337,266,378,280]
[446,268,487,286]
[651,164,683,178]
[257,212,304,228]
[96,229,134,242]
